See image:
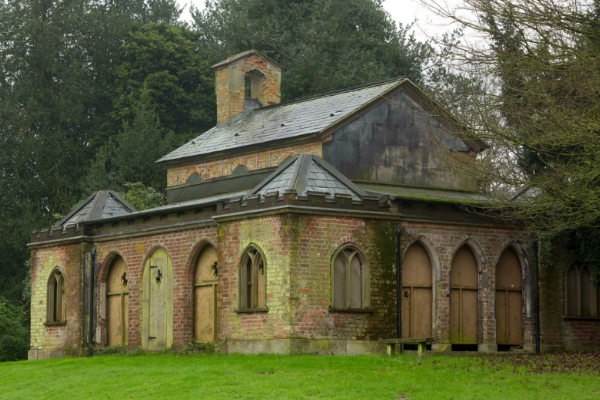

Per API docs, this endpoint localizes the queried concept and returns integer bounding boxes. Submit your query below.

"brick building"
[28,51,599,359]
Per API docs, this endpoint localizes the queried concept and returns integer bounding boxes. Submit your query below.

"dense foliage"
[420,0,600,284]
[192,0,434,101]
[95,22,216,148]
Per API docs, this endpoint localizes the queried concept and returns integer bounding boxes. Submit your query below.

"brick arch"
[47,265,65,282]
[244,68,267,80]
[185,239,218,281]
[329,237,365,260]
[238,242,268,267]
[140,244,171,270]
[403,235,442,282]
[451,237,487,272]
[450,237,488,345]
[493,239,535,335]
[98,250,128,284]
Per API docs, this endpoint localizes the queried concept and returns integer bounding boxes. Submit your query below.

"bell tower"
[212,50,282,125]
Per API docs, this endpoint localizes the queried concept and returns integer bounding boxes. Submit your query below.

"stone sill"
[328,307,375,314]
[563,316,600,320]
[235,308,268,314]
[44,321,67,326]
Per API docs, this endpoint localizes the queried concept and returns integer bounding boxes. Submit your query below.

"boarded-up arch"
[496,247,523,345]
[450,245,479,344]
[193,245,218,342]
[402,242,433,338]
[106,256,129,346]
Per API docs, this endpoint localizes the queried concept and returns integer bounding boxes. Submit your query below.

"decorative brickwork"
[167,140,326,187]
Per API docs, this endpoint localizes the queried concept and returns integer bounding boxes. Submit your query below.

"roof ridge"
[258,77,405,111]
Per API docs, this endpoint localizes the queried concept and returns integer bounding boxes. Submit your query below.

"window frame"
[46,268,67,325]
[330,244,371,311]
[237,245,267,312]
[565,262,598,319]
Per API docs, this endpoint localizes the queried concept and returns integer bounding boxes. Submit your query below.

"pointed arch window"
[331,245,370,309]
[566,262,598,318]
[47,269,66,325]
[238,246,267,311]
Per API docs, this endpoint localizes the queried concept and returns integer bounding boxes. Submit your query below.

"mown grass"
[0,352,598,399]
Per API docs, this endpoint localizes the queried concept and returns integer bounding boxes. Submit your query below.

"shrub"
[0,301,29,362]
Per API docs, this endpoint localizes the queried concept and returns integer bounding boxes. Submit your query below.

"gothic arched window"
[238,246,266,311]
[331,245,370,309]
[47,269,66,324]
[566,262,598,317]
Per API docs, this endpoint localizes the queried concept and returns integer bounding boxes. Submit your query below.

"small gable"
[55,191,137,227]
[246,154,367,201]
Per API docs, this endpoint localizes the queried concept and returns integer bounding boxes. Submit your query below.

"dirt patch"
[481,351,600,374]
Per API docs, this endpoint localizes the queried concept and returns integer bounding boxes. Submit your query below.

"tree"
[95,23,216,148]
[88,86,178,192]
[193,0,434,101]
[417,0,600,283]
[0,0,182,305]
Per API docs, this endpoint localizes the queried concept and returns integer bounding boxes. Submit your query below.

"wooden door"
[450,245,479,344]
[193,246,218,342]
[143,250,173,351]
[402,243,432,338]
[106,256,129,346]
[496,247,523,345]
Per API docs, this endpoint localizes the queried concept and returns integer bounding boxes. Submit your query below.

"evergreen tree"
[88,86,178,192]
[0,0,182,306]
[193,0,434,101]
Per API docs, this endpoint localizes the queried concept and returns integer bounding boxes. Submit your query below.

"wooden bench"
[377,338,435,358]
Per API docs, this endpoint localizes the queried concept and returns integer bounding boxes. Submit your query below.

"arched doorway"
[142,249,173,350]
[106,256,129,346]
[402,242,433,338]
[496,247,523,345]
[193,245,218,342]
[450,245,479,345]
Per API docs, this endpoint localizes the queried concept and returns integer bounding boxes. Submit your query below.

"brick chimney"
[212,50,282,125]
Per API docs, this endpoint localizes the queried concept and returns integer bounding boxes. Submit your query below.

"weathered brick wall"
[216,215,292,340]
[166,140,325,187]
[31,213,565,353]
[95,226,218,346]
[401,223,534,346]
[30,243,88,351]
[287,215,398,341]
[538,238,600,348]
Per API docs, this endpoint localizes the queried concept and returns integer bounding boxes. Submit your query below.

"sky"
[176,0,452,40]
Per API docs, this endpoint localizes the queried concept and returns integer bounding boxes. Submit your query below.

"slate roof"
[245,154,368,201]
[212,50,283,69]
[55,191,137,227]
[157,79,406,165]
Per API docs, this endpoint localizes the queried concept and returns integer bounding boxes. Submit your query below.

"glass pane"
[349,256,362,308]
[246,258,253,308]
[333,256,347,308]
[257,255,266,308]
[581,266,592,317]
[566,265,579,316]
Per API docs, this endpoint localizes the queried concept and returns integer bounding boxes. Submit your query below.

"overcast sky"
[176,0,451,40]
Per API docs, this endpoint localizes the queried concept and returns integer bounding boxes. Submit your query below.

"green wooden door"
[142,250,173,351]
[149,256,167,350]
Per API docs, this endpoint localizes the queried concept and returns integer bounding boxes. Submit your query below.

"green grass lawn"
[0,352,598,399]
